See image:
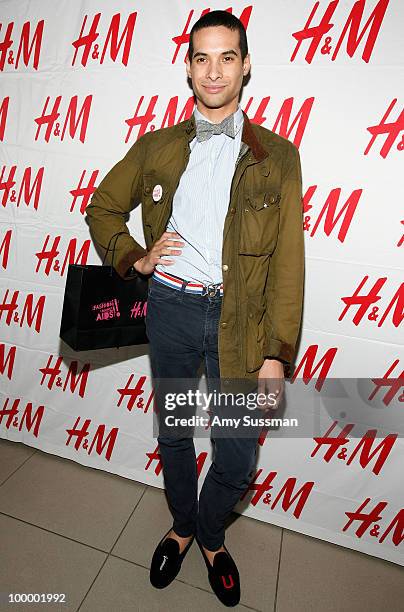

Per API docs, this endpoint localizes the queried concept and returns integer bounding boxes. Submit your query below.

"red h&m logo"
[291,0,389,64]
[72,12,138,67]
[0,19,44,70]
[34,95,92,143]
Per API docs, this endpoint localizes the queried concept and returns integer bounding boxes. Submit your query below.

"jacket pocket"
[239,190,281,256]
[245,294,267,372]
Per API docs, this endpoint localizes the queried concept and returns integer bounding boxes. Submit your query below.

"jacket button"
[230,207,236,214]
[145,186,151,194]
[222,264,228,271]
[221,322,227,328]
[244,208,249,212]
[248,312,253,318]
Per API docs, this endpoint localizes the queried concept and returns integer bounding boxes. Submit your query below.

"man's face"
[186,25,250,116]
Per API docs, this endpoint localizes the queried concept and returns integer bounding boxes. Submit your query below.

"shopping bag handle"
[101,231,129,272]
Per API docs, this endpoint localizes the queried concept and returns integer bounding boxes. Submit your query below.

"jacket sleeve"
[263,142,305,377]
[85,139,148,280]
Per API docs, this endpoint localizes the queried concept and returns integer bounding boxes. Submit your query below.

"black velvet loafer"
[197,538,241,607]
[150,528,194,589]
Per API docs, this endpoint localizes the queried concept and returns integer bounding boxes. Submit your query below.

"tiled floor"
[0,439,403,612]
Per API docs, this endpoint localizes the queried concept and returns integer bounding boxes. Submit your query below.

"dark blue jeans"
[145,277,260,551]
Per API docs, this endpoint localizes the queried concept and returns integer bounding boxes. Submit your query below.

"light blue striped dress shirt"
[155,105,244,285]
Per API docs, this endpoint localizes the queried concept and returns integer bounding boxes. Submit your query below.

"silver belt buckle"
[202,283,219,297]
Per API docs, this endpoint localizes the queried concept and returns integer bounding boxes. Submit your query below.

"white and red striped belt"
[152,269,223,297]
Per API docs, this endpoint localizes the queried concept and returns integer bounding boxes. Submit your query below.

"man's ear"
[186,56,192,79]
[243,53,251,76]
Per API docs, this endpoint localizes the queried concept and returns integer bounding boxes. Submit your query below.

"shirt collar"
[193,104,244,137]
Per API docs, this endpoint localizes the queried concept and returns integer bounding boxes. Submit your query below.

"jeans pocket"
[149,280,182,302]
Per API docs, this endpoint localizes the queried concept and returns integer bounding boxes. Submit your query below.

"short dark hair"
[188,10,248,62]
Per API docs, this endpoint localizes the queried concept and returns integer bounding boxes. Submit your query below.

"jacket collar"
[184,109,269,163]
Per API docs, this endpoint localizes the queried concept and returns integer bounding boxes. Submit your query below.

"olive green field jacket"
[85,111,305,381]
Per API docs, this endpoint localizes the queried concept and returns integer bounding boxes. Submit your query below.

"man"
[85,10,304,607]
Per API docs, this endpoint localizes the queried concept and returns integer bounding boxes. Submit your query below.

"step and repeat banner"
[0,1,403,565]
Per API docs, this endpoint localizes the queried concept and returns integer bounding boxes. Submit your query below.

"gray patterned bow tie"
[195,114,235,142]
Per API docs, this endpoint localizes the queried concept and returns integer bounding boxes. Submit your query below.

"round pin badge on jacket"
[152,184,163,203]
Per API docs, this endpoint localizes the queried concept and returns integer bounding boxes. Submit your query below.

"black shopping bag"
[59,232,149,351]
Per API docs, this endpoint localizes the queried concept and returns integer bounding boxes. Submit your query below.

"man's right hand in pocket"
[133,231,185,276]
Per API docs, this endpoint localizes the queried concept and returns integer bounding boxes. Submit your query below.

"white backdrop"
[0,0,403,566]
